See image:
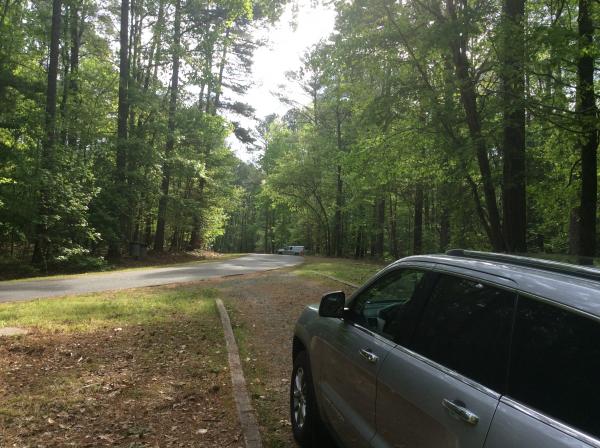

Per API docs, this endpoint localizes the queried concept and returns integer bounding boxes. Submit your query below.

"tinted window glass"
[350,269,426,343]
[509,297,600,438]
[411,275,515,391]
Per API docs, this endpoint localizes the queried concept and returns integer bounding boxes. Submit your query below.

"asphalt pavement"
[0,254,303,303]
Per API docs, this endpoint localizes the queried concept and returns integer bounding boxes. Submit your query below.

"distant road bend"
[0,254,303,303]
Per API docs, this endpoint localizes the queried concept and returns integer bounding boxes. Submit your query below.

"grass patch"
[0,286,219,332]
[295,256,386,285]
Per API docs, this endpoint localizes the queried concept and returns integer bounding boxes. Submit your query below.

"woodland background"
[0,0,598,275]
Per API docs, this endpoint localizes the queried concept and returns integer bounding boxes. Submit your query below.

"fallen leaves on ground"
[0,316,242,447]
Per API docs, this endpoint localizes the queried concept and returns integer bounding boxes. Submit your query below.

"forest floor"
[0,257,384,447]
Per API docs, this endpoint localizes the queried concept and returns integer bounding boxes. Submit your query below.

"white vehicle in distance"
[277,245,305,256]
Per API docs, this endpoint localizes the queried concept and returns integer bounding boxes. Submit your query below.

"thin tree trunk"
[576,0,598,258]
[414,185,423,255]
[374,196,385,258]
[569,207,580,256]
[269,210,275,253]
[212,27,230,113]
[263,204,269,253]
[334,164,343,256]
[204,42,214,114]
[142,0,164,92]
[32,0,61,266]
[389,194,400,259]
[144,214,152,247]
[333,86,344,257]
[188,178,206,250]
[69,2,79,93]
[154,0,181,252]
[446,0,505,252]
[501,0,527,252]
[107,0,130,260]
[67,1,80,149]
[59,16,69,147]
[189,219,201,250]
[439,204,451,251]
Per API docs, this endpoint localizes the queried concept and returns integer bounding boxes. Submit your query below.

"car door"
[314,267,430,448]
[372,273,516,448]
[484,295,600,448]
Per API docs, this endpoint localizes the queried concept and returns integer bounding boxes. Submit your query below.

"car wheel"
[290,351,328,447]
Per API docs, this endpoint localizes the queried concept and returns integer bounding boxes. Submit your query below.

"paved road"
[0,254,303,303]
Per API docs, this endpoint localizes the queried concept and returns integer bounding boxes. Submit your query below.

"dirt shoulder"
[211,270,355,447]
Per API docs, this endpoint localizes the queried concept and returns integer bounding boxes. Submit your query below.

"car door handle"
[359,348,378,364]
[442,399,479,426]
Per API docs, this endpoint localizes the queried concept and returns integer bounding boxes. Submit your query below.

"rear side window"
[508,297,600,438]
[411,274,515,392]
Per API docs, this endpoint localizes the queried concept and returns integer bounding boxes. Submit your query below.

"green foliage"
[0,0,288,270]
[220,0,598,259]
[50,247,108,273]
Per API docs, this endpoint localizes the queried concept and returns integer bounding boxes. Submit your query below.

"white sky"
[228,0,336,162]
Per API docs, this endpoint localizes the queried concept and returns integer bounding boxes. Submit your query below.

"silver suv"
[290,250,600,448]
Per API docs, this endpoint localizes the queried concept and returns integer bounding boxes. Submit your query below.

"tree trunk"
[189,216,201,250]
[32,0,61,266]
[107,0,130,260]
[143,0,164,92]
[69,2,80,94]
[66,1,80,149]
[154,0,181,252]
[576,0,598,258]
[212,27,230,113]
[371,196,385,258]
[59,13,69,146]
[439,205,451,251]
[355,226,363,258]
[333,164,343,256]
[501,0,527,252]
[263,204,269,253]
[446,0,505,252]
[389,195,400,259]
[333,87,345,257]
[414,185,424,255]
[144,214,152,247]
[569,207,580,256]
[204,42,214,114]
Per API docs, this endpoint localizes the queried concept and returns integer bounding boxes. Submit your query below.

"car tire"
[290,351,329,447]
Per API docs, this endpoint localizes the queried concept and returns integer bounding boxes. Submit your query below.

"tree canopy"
[219,0,598,260]
[0,0,598,272]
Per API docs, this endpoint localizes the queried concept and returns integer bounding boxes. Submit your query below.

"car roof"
[391,252,600,319]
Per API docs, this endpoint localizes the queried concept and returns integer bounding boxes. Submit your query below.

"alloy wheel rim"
[292,367,307,429]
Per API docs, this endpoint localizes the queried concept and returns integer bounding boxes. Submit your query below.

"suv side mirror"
[319,291,345,318]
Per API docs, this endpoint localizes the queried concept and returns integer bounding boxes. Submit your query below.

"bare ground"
[0,269,354,448]
[0,304,241,447]
[211,270,355,448]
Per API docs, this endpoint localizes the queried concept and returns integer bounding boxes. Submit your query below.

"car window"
[350,269,426,343]
[410,274,515,392]
[508,296,600,438]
